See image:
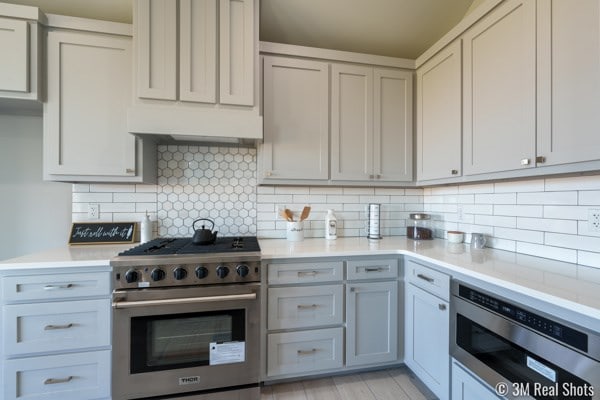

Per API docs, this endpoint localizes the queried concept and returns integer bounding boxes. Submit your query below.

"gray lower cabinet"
[404,260,450,400]
[451,360,500,400]
[346,280,398,366]
[265,257,400,380]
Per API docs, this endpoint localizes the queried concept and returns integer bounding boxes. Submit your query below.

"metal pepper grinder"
[367,203,382,239]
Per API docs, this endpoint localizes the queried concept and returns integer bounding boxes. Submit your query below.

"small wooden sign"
[69,222,137,245]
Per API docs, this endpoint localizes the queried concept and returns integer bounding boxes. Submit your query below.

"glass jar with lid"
[407,213,433,240]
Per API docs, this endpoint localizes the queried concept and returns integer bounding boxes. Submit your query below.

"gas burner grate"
[118,236,260,256]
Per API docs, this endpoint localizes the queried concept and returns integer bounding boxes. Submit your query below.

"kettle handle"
[193,218,215,231]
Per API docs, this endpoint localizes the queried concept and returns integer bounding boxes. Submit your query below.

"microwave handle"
[112,293,256,309]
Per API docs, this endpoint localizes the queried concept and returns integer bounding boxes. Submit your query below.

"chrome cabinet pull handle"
[416,273,434,283]
[439,304,447,311]
[365,267,384,272]
[297,271,318,276]
[451,169,458,175]
[44,376,73,385]
[44,323,74,331]
[297,348,317,355]
[520,158,531,166]
[297,304,319,310]
[536,156,546,164]
[44,284,73,291]
[126,168,135,173]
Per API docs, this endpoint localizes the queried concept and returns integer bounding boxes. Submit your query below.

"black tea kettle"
[192,218,218,245]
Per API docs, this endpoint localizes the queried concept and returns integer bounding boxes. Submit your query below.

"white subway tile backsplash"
[494,205,543,218]
[71,143,600,268]
[516,242,577,263]
[517,191,577,205]
[494,179,544,193]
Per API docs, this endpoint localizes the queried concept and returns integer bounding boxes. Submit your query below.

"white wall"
[0,113,72,261]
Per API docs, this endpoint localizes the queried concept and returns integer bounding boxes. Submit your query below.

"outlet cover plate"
[588,208,600,232]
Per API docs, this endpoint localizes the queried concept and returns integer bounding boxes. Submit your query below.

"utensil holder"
[286,221,304,242]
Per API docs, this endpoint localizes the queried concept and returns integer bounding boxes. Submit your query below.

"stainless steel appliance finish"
[451,280,600,399]
[111,236,261,400]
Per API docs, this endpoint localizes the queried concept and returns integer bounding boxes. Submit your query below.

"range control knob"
[236,264,250,278]
[216,265,230,279]
[150,268,166,281]
[173,267,187,280]
[124,269,139,283]
[195,266,208,279]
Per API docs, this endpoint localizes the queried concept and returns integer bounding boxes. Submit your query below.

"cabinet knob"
[126,168,135,174]
[376,174,381,179]
[520,158,531,166]
[265,170,272,177]
[439,304,447,311]
[536,156,546,164]
[451,169,458,175]
[369,174,374,179]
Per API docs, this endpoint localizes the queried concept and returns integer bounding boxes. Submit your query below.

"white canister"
[367,203,381,239]
[141,212,153,243]
[286,221,304,242]
[325,209,337,240]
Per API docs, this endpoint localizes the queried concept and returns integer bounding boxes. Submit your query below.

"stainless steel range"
[110,236,261,400]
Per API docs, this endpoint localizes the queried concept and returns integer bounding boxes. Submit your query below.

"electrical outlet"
[589,209,600,232]
[88,203,100,219]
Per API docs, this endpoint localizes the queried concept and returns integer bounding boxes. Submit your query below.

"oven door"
[451,295,600,400]
[112,283,260,400]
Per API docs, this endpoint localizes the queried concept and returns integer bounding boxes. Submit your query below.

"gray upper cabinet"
[537,0,600,167]
[331,64,412,183]
[416,40,462,181]
[0,5,43,102]
[462,0,536,176]
[260,56,329,182]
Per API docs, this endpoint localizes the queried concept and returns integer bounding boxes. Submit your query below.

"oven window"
[130,309,245,373]
[456,314,591,400]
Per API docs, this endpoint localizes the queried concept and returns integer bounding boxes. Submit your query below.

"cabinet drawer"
[267,327,343,377]
[346,258,398,280]
[2,272,110,302]
[268,285,343,330]
[267,261,343,284]
[3,350,111,400]
[406,259,450,301]
[3,299,111,356]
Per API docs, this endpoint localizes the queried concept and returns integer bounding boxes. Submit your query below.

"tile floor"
[261,367,435,400]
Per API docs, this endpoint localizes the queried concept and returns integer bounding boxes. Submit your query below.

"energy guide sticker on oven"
[209,341,245,365]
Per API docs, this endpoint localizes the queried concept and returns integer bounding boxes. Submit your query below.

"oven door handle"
[112,293,257,309]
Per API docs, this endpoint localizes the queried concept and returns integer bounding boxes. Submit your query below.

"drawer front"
[3,299,111,356]
[267,327,343,377]
[3,350,111,400]
[268,285,343,330]
[2,272,111,302]
[346,258,398,280]
[267,261,343,284]
[406,259,450,301]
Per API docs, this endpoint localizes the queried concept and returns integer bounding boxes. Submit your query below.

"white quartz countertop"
[2,237,599,327]
[259,237,600,325]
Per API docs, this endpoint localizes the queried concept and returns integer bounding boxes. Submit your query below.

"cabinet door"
[261,56,329,181]
[44,30,136,177]
[373,68,413,182]
[405,283,450,400]
[452,361,500,400]
[463,0,536,175]
[134,0,177,100]
[331,64,373,181]
[0,17,28,93]
[219,0,255,106]
[537,0,600,166]
[179,0,217,103]
[346,281,398,366]
[417,41,462,181]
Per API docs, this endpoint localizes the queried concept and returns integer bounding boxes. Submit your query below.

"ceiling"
[3,0,479,59]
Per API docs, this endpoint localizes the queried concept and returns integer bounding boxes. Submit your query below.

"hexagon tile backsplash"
[157,145,257,237]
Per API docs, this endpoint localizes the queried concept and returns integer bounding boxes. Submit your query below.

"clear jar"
[407,213,433,240]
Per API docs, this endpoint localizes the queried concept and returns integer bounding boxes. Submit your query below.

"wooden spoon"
[284,209,294,222]
[299,206,311,222]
